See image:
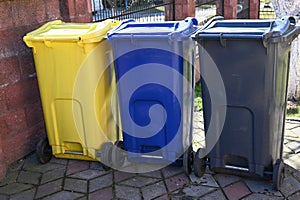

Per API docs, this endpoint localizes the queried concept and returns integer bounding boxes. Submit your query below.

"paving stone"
[76,196,88,200]
[170,194,196,200]
[22,153,40,170]
[40,168,66,184]
[42,191,84,200]
[244,179,282,197]
[140,170,162,179]
[89,187,113,200]
[17,171,41,185]
[10,188,36,200]
[26,162,65,174]
[35,179,63,199]
[154,194,169,200]
[213,173,240,187]
[120,176,159,188]
[64,178,87,193]
[182,185,216,197]
[288,191,300,200]
[66,160,90,176]
[0,172,18,187]
[0,183,33,195]
[283,145,294,154]
[293,170,300,182]
[200,189,227,200]
[286,141,300,154]
[241,193,284,200]
[114,171,136,182]
[280,175,300,197]
[115,185,141,200]
[89,173,113,192]
[8,159,24,172]
[90,162,105,170]
[285,164,297,175]
[290,126,300,136]
[66,161,90,176]
[0,195,8,200]
[142,181,167,200]
[162,166,184,178]
[165,173,189,192]
[285,122,300,130]
[49,157,68,165]
[189,173,219,187]
[69,169,107,180]
[223,181,251,200]
[284,154,300,170]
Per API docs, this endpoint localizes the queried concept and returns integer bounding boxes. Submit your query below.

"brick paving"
[0,113,300,199]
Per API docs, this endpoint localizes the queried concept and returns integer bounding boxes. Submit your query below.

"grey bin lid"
[195,16,299,43]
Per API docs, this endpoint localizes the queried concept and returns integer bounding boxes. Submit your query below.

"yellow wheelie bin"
[23,19,120,164]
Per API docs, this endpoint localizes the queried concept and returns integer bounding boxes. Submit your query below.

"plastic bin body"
[107,20,196,164]
[24,20,120,161]
[196,17,300,177]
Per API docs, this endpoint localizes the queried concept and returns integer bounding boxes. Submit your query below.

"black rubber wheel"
[36,137,52,164]
[112,140,125,168]
[273,158,285,190]
[193,148,206,177]
[100,142,113,171]
[183,146,194,174]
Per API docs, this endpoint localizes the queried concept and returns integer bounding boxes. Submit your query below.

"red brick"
[0,137,6,180]
[75,0,88,16]
[0,87,8,115]
[223,181,251,200]
[3,107,27,135]
[175,5,183,20]
[36,2,47,23]
[2,123,43,163]
[11,0,37,27]
[25,100,44,128]
[0,56,21,86]
[6,79,40,110]
[45,0,61,20]
[66,0,76,18]
[0,117,8,135]
[0,1,13,30]
[19,54,36,79]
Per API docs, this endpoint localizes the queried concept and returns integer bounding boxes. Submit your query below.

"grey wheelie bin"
[193,16,300,190]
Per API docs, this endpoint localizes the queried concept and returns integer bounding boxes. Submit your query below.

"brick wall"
[0,0,91,180]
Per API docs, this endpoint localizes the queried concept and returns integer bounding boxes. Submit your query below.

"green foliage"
[287,105,300,118]
[194,83,203,111]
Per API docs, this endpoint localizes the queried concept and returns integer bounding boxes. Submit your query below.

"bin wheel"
[273,158,285,190]
[193,148,206,177]
[183,146,194,174]
[112,140,126,168]
[100,142,113,171]
[36,137,52,164]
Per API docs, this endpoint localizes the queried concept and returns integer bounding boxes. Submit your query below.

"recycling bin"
[105,18,197,172]
[193,16,300,190]
[23,19,120,163]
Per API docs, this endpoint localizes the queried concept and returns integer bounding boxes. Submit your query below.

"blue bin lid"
[196,16,299,42]
[107,18,198,40]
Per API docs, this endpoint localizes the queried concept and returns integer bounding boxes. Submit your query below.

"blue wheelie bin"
[106,18,198,173]
[193,16,300,190]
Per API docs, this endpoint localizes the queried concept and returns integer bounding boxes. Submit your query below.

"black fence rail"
[92,0,174,22]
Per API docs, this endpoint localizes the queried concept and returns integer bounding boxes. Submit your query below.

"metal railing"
[92,0,174,22]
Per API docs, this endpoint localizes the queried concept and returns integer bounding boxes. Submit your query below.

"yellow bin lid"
[23,19,119,46]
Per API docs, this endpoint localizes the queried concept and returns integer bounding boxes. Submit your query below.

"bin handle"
[191,16,224,39]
